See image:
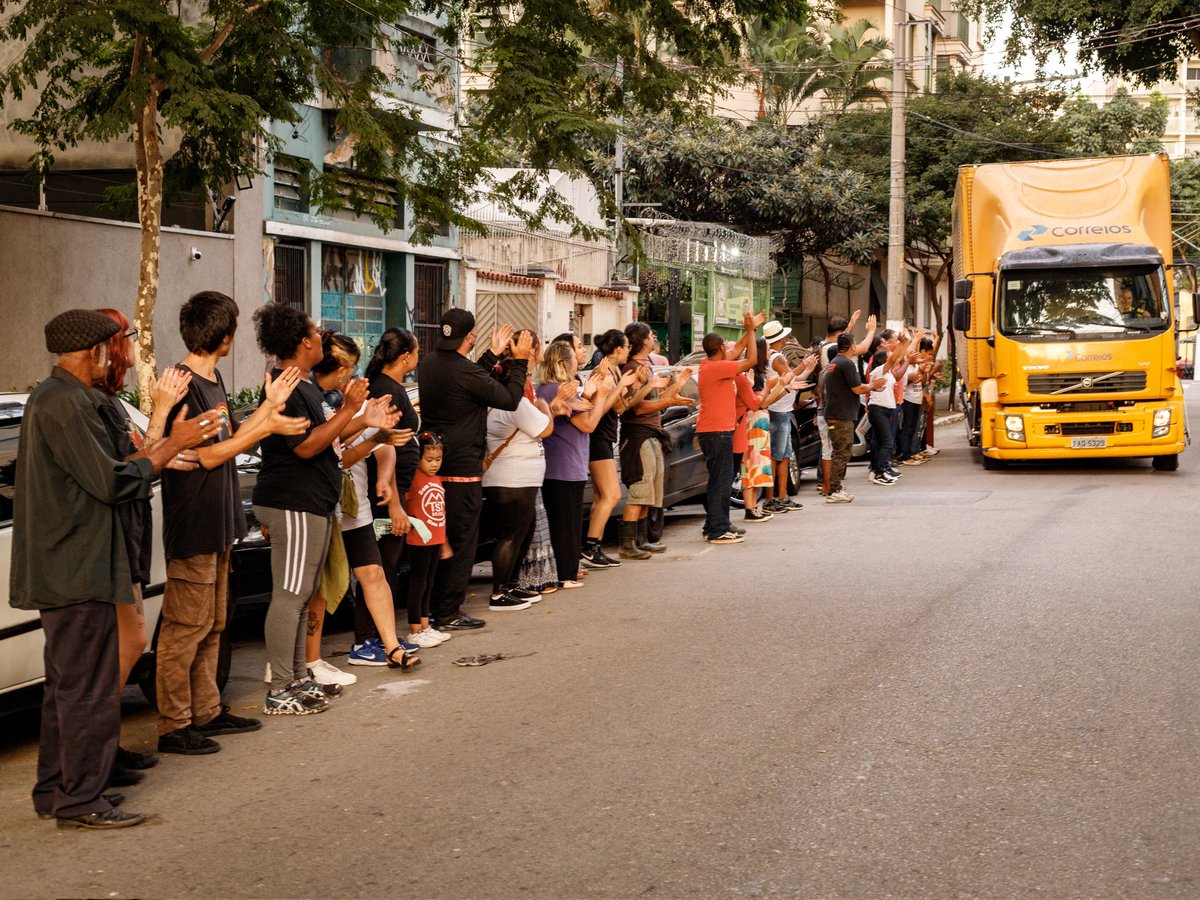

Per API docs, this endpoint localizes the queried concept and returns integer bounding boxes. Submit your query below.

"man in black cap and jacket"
[417,309,533,629]
[10,309,212,830]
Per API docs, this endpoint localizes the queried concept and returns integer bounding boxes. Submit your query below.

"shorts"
[589,437,616,463]
[626,438,664,507]
[768,411,792,461]
[817,414,832,460]
[340,523,381,569]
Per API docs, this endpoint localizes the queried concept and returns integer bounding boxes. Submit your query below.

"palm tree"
[818,19,893,117]
[744,17,827,125]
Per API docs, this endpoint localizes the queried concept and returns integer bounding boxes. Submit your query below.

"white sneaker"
[423,627,451,643]
[308,658,358,687]
[406,630,443,649]
[561,579,585,589]
[826,489,854,503]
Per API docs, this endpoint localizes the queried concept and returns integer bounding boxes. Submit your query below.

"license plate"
[1071,437,1107,449]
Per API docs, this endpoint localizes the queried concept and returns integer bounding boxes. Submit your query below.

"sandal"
[386,645,421,671]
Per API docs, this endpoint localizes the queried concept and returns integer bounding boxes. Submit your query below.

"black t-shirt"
[162,367,247,560]
[367,371,419,516]
[824,354,864,422]
[252,371,341,516]
[96,392,153,585]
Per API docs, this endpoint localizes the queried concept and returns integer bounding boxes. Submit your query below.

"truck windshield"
[998,266,1169,340]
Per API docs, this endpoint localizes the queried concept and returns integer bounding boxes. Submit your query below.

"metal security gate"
[474,289,539,341]
[320,247,385,355]
[274,244,307,311]
[413,261,448,355]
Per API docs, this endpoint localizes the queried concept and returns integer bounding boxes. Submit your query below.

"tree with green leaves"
[742,16,826,124]
[1058,87,1170,157]
[959,1,1200,85]
[621,112,885,308]
[823,71,1071,332]
[0,0,806,405]
[817,19,893,117]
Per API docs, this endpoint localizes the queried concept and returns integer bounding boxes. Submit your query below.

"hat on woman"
[762,320,792,343]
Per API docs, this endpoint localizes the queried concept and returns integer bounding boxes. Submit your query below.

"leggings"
[254,506,333,692]
[405,544,440,624]
[541,479,586,583]
[485,485,539,594]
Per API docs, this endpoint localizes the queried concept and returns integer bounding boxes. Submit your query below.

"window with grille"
[324,168,403,226]
[274,244,308,311]
[273,156,306,213]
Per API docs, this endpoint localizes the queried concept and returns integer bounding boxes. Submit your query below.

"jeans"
[867,405,896,474]
[898,400,922,460]
[698,430,735,537]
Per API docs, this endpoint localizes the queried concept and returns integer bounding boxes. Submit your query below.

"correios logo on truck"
[1018,223,1133,241]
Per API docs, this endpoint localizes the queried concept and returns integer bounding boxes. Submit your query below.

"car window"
[0,402,23,527]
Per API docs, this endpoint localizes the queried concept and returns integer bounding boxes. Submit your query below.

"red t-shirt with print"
[405,469,447,546]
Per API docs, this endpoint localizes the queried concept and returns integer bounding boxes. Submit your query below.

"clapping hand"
[170,406,221,448]
[264,366,302,408]
[510,328,534,361]
[150,367,191,411]
[266,407,309,436]
[491,324,514,356]
[343,377,369,411]
[166,448,200,471]
[618,368,640,392]
[379,427,414,447]
[361,395,400,430]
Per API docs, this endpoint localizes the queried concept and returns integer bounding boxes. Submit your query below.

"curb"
[934,412,964,427]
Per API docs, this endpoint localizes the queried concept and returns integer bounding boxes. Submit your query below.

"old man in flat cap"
[10,309,213,831]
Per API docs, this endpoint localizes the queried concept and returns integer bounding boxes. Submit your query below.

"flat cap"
[45,309,120,354]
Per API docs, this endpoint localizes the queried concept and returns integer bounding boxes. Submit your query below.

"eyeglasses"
[125,329,138,340]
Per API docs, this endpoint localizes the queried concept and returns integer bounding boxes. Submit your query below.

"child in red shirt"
[404,433,452,644]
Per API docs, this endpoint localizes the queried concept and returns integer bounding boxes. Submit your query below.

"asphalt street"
[2,394,1199,898]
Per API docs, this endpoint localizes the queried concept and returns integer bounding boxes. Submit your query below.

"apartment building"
[1083,59,1200,158]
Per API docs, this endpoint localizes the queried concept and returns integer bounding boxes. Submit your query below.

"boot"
[636,518,666,553]
[618,521,651,559]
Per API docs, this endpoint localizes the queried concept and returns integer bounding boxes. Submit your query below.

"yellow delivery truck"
[952,153,1193,470]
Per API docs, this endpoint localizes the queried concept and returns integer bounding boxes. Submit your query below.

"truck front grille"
[1027,372,1147,394]
[1060,421,1116,436]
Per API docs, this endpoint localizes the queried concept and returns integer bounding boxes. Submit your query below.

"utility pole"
[886,1,907,331]
[611,55,626,286]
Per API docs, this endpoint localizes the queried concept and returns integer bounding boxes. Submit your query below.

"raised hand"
[491,324,514,356]
[343,377,369,411]
[864,314,877,333]
[649,373,671,392]
[510,328,534,361]
[266,408,309,436]
[264,366,302,407]
[150,366,191,411]
[751,310,767,329]
[848,309,862,328]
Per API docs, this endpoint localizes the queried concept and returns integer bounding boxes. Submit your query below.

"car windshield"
[999,265,1169,340]
[0,403,23,527]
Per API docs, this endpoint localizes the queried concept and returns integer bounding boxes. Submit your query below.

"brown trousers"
[155,547,231,735]
[827,418,855,492]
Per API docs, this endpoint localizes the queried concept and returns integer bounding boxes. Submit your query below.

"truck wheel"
[1152,454,1180,471]
[980,452,1007,471]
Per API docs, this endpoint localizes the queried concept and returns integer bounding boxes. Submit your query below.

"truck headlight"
[1004,415,1024,441]
[1153,408,1171,438]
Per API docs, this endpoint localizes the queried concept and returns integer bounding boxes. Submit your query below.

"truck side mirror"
[954,278,974,300]
[953,300,971,333]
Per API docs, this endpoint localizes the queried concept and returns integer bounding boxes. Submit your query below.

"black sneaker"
[436,614,486,630]
[488,592,532,611]
[157,726,221,755]
[509,587,541,600]
[580,543,613,568]
[762,499,788,514]
[297,677,342,700]
[782,498,803,510]
[744,508,774,523]
[193,705,263,736]
[263,686,328,716]
[593,546,621,567]
[116,746,159,770]
[730,524,747,535]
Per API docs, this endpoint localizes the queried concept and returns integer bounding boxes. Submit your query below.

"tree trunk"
[816,256,832,318]
[132,66,164,414]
